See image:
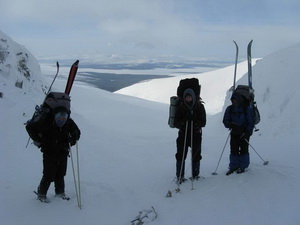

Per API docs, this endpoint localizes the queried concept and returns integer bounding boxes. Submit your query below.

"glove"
[70,136,77,146]
[69,130,80,146]
[71,130,80,141]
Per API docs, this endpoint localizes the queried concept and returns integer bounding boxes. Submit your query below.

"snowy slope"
[1,31,300,225]
[116,60,255,115]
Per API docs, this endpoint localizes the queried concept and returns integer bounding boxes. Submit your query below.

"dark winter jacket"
[26,115,80,158]
[223,93,254,136]
[174,89,206,133]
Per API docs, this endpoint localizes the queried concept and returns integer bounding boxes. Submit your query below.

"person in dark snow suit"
[223,92,254,175]
[174,88,206,182]
[26,106,80,201]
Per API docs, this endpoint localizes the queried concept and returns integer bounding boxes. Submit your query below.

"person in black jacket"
[26,106,80,202]
[174,88,206,182]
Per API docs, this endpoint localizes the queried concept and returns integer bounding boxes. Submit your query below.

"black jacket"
[174,100,206,133]
[26,116,80,157]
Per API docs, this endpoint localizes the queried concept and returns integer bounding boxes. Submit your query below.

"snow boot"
[55,193,70,200]
[176,176,187,184]
[236,168,245,174]
[37,194,50,203]
[226,168,238,176]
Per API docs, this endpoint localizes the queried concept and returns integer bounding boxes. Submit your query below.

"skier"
[223,92,254,175]
[26,106,80,202]
[174,88,206,182]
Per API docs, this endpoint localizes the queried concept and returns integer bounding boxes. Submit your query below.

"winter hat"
[230,92,242,106]
[230,95,238,100]
[53,107,69,127]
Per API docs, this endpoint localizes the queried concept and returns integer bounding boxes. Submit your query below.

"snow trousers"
[176,130,202,177]
[38,153,68,195]
[229,134,250,170]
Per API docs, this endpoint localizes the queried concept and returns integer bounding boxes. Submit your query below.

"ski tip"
[74,60,79,65]
[248,40,253,46]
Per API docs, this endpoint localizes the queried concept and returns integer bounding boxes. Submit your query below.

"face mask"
[54,111,68,127]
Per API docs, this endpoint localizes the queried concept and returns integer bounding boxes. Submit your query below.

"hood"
[183,88,196,109]
[230,92,243,107]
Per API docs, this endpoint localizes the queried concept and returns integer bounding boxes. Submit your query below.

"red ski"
[65,60,79,95]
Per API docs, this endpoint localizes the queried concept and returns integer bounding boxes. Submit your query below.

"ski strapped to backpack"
[230,40,239,91]
[168,78,201,128]
[231,40,260,129]
[65,60,79,95]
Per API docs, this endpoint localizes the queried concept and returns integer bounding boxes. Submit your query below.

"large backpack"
[233,85,260,125]
[26,92,71,146]
[177,78,201,100]
[168,78,201,128]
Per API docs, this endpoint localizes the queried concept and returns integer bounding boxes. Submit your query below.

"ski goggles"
[54,111,69,127]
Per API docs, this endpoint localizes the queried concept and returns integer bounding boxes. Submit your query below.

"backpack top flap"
[177,78,201,99]
[43,92,71,111]
[234,85,254,101]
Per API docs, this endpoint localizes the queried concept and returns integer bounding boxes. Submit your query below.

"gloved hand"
[70,136,77,146]
[69,130,80,146]
[71,130,80,141]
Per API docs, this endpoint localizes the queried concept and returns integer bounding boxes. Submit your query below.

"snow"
[1,31,300,225]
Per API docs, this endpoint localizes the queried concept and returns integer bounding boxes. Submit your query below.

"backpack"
[177,78,201,100]
[26,92,71,146]
[168,78,201,128]
[233,85,260,125]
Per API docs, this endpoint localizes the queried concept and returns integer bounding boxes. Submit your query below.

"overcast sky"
[1,0,300,61]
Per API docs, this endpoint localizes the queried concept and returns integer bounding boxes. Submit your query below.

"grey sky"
[1,0,300,61]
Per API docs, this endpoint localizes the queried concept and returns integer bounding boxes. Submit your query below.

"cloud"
[1,0,300,59]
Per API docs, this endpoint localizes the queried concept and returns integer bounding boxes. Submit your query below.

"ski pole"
[69,143,81,209]
[76,141,82,208]
[244,139,269,165]
[211,132,230,175]
[190,120,194,190]
[176,121,189,193]
[166,121,189,198]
